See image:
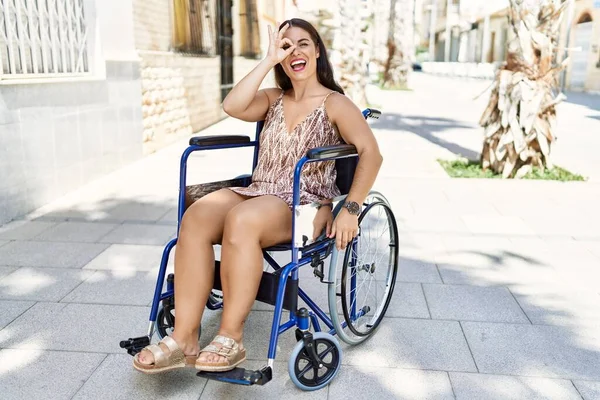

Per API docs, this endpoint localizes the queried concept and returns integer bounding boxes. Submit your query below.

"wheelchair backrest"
[253,108,379,196]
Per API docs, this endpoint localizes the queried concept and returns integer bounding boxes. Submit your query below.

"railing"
[0,0,89,79]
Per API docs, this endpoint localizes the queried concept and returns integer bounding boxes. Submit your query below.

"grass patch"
[437,159,585,181]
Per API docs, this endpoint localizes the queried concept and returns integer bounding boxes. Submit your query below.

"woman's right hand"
[266,22,296,66]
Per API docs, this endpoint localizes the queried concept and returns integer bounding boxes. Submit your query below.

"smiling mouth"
[290,60,307,72]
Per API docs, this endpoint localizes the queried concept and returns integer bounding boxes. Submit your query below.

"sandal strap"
[142,337,185,368]
[160,336,180,353]
[145,344,168,367]
[200,335,239,358]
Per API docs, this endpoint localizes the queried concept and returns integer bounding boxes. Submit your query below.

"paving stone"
[0,241,109,268]
[461,215,536,236]
[99,223,176,245]
[384,283,430,318]
[0,302,150,353]
[0,300,34,329]
[329,365,453,400]
[0,267,94,301]
[573,380,600,400]
[73,354,204,400]
[83,244,172,271]
[510,285,600,327]
[436,253,563,287]
[34,221,119,242]
[397,257,442,283]
[157,207,179,225]
[401,215,470,235]
[423,284,529,323]
[200,360,326,399]
[450,372,582,400]
[341,318,477,372]
[462,321,600,380]
[577,239,600,259]
[61,270,158,306]
[0,266,18,280]
[104,202,172,223]
[0,349,106,400]
[0,220,56,240]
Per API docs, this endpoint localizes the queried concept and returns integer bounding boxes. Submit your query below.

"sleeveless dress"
[228,90,343,208]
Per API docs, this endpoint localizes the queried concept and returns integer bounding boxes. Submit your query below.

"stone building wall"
[132,0,224,153]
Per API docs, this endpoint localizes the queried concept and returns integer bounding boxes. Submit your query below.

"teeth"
[291,60,306,67]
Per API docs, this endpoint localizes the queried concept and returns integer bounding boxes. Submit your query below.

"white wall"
[94,0,138,61]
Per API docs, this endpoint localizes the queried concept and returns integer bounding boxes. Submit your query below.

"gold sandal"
[133,336,197,374]
[195,335,247,372]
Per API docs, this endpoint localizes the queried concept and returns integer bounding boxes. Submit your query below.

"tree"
[479,0,569,178]
[335,0,371,107]
[382,0,414,89]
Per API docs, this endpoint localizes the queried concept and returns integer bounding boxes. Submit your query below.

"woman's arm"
[328,94,383,206]
[222,23,296,122]
[326,94,383,249]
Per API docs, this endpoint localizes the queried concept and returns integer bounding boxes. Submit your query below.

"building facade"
[418,0,600,92]
[562,0,600,92]
[0,0,292,225]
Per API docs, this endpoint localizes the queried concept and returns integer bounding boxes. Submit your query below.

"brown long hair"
[274,18,344,95]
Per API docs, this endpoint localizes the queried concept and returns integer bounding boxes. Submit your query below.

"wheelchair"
[120,108,399,391]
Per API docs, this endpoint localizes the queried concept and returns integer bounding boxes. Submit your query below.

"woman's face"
[281,26,319,81]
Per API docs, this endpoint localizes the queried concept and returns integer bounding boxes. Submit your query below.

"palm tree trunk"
[336,0,370,107]
[479,0,569,178]
[382,0,414,89]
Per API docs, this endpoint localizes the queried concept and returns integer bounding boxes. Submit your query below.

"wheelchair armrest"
[362,108,381,119]
[306,144,357,160]
[189,135,251,147]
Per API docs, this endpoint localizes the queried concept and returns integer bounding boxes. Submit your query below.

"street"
[0,73,599,399]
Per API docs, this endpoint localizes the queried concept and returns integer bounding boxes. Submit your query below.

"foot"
[137,335,199,367]
[195,334,246,372]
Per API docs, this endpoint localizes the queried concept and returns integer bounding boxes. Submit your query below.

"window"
[0,0,89,78]
[172,0,217,56]
[239,0,259,58]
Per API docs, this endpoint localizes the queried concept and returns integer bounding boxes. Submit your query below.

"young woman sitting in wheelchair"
[134,18,383,374]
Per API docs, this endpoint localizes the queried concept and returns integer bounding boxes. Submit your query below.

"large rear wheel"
[328,200,398,344]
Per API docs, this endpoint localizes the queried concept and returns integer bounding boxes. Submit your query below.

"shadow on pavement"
[371,113,481,161]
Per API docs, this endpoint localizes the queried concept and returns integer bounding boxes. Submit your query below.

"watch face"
[345,201,361,215]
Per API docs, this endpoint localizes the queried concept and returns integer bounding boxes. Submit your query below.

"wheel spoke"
[298,363,313,379]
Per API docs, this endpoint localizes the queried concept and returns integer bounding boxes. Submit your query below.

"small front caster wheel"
[288,332,342,391]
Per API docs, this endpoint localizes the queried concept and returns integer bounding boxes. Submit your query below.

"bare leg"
[137,189,246,365]
[197,195,292,365]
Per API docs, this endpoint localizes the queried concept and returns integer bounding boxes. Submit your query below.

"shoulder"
[262,88,284,104]
[324,92,362,122]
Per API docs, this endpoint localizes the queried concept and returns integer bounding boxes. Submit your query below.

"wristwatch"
[342,200,361,216]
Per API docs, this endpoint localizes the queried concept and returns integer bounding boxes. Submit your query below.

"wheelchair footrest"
[119,336,150,356]
[196,366,272,386]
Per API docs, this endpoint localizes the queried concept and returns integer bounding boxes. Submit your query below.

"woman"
[133,18,382,374]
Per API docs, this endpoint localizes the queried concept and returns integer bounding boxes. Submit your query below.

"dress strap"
[321,91,337,105]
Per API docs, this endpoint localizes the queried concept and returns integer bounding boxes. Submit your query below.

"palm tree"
[382,0,414,89]
[335,0,372,107]
[479,0,569,178]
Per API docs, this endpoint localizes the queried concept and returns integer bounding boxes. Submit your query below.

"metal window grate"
[0,0,89,78]
[173,0,216,56]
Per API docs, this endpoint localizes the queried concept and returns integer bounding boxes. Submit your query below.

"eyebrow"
[297,38,310,43]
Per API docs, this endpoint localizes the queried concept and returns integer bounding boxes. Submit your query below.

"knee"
[222,208,260,246]
[179,203,215,242]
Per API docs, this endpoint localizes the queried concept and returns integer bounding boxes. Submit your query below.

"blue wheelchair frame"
[122,109,381,386]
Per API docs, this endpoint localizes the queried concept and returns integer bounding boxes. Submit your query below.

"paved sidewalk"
[1,75,600,399]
